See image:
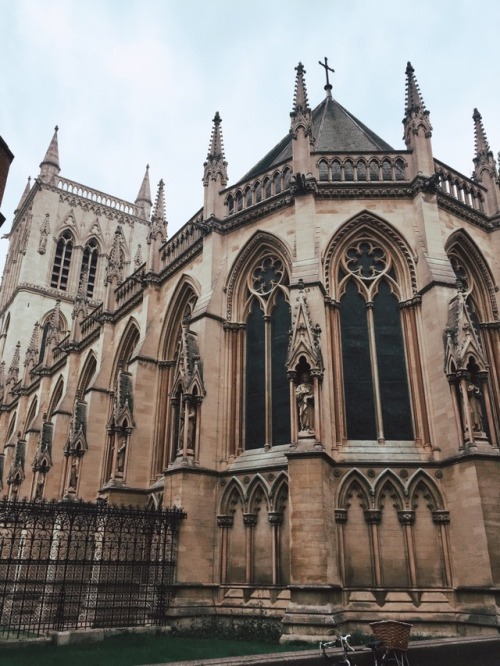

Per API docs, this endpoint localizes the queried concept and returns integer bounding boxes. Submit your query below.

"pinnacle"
[207,112,226,162]
[292,61,310,114]
[151,179,167,225]
[473,108,491,156]
[135,164,152,206]
[405,61,425,114]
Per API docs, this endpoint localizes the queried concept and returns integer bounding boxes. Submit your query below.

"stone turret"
[203,112,228,220]
[403,62,434,178]
[135,165,152,220]
[472,109,500,216]
[39,126,60,185]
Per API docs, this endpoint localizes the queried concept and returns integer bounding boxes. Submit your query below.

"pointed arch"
[220,477,246,516]
[4,411,17,445]
[223,232,294,453]
[159,277,200,360]
[337,469,373,510]
[50,229,74,291]
[445,229,498,322]
[407,470,444,512]
[47,376,64,417]
[445,229,500,446]
[247,474,271,514]
[77,351,97,397]
[270,472,289,512]
[110,318,140,386]
[24,396,38,436]
[225,230,293,322]
[374,470,406,511]
[324,210,417,300]
[325,212,421,444]
[80,236,101,298]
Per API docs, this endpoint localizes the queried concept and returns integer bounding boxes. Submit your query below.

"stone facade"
[1,62,500,638]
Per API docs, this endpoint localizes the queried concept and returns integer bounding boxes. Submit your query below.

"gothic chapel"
[1,60,500,638]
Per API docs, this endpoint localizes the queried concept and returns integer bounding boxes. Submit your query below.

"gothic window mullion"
[366,301,385,443]
[264,314,272,449]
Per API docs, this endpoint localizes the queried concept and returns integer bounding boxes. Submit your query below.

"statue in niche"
[116,434,127,473]
[186,403,196,452]
[296,373,314,432]
[461,378,484,434]
[35,474,45,500]
[68,456,80,491]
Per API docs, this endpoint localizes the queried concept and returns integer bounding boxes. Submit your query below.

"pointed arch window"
[51,230,73,290]
[446,243,499,445]
[80,238,99,297]
[339,240,413,441]
[245,254,291,449]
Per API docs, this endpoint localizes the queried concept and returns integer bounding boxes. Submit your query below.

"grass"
[0,632,310,666]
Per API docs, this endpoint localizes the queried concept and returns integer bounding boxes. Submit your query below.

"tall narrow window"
[51,231,73,290]
[245,255,291,449]
[81,238,99,297]
[339,241,413,441]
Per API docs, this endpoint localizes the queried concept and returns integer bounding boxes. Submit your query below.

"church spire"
[39,126,60,185]
[203,112,228,219]
[472,109,500,215]
[403,62,434,177]
[135,165,152,220]
[147,180,167,273]
[290,62,313,178]
[14,177,31,214]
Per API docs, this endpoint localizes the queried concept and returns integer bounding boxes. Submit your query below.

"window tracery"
[244,253,290,449]
[51,230,73,291]
[338,239,413,442]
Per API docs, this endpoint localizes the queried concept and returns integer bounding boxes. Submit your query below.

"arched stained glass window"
[339,241,413,441]
[80,238,99,297]
[51,231,73,290]
[245,255,291,449]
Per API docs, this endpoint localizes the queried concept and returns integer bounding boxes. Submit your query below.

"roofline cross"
[318,57,335,92]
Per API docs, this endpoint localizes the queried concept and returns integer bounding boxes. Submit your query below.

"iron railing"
[0,498,186,639]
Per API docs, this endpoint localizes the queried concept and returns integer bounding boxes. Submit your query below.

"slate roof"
[242,95,394,181]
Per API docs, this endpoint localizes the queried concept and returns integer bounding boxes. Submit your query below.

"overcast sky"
[1,0,499,276]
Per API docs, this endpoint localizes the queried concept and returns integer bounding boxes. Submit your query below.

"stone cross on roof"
[318,57,334,93]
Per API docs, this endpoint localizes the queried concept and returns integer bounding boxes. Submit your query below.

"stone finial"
[148,179,167,244]
[403,62,433,176]
[291,62,311,116]
[203,112,228,187]
[472,109,500,214]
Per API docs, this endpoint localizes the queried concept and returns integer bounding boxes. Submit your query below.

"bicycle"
[320,633,356,665]
[367,620,412,665]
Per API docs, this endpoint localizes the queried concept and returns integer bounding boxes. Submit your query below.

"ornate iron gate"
[0,498,186,639]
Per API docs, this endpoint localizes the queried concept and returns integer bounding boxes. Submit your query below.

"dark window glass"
[271,291,291,445]
[245,299,266,448]
[373,281,413,440]
[340,280,377,439]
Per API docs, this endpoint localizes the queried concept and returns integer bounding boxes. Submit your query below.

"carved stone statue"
[296,373,314,432]
[116,435,127,473]
[68,456,80,491]
[462,379,484,434]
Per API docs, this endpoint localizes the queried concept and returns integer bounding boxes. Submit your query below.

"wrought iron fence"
[0,498,186,639]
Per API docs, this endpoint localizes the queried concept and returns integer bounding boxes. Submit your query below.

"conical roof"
[243,96,393,181]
